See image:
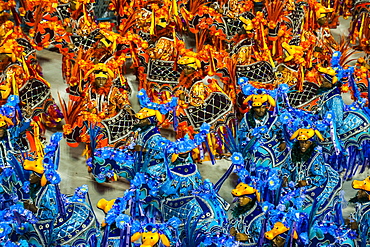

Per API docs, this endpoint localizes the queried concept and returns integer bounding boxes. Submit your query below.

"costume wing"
[101,109,137,144]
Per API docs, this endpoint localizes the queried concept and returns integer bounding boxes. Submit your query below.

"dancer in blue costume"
[90,88,210,194]
[96,198,122,247]
[229,179,264,246]
[237,79,289,175]
[0,114,31,167]
[160,148,203,198]
[132,89,177,176]
[289,128,343,227]
[133,106,175,184]
[0,115,33,207]
[0,98,34,182]
[132,89,211,196]
[24,171,99,246]
[315,52,370,179]
[22,133,99,247]
[134,106,210,199]
[0,99,36,205]
[86,89,174,183]
[0,168,38,246]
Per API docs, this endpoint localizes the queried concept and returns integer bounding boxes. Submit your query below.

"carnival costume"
[290,128,344,228]
[314,53,370,179]
[23,133,99,247]
[237,79,290,177]
[2,0,370,246]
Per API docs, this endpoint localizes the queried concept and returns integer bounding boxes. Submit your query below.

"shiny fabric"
[238,111,290,175]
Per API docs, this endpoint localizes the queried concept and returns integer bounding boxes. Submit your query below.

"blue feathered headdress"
[137,89,178,115]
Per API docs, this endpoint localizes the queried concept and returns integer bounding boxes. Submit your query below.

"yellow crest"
[318,66,336,76]
[265,222,290,240]
[84,63,114,80]
[23,158,44,174]
[0,114,14,128]
[318,66,338,84]
[95,71,108,79]
[315,3,334,19]
[243,94,276,107]
[130,231,170,247]
[97,198,116,213]
[353,177,370,191]
[177,54,201,70]
[232,182,258,197]
[290,128,324,141]
[135,108,164,123]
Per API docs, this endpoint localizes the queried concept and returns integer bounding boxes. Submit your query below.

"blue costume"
[228,193,264,246]
[316,86,370,178]
[27,183,99,247]
[160,152,203,198]
[23,133,100,247]
[134,119,167,176]
[161,180,231,246]
[351,177,370,247]
[314,51,370,178]
[354,199,370,247]
[290,141,343,226]
[238,110,290,175]
[135,124,209,200]
[0,118,31,179]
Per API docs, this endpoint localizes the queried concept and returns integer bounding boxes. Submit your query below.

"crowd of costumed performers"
[2,0,370,246]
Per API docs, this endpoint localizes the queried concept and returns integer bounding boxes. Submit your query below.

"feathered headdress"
[137,89,178,114]
[238,77,277,107]
[136,89,178,123]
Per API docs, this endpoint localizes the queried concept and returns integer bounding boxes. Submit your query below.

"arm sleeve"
[238,116,250,144]
[308,155,327,187]
[273,121,285,142]
[331,97,344,127]
[9,119,31,138]
[323,96,344,127]
[36,185,59,220]
[145,134,170,152]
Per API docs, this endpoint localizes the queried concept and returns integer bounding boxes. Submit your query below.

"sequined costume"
[238,110,290,173]
[352,177,370,247]
[290,142,343,225]
[354,201,370,247]
[228,193,264,246]
[0,119,30,167]
[27,183,99,247]
[160,153,203,198]
[85,85,130,119]
[133,119,166,176]
[316,86,370,177]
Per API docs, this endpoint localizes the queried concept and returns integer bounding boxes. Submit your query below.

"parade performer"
[289,127,343,226]
[315,52,370,179]
[132,89,210,194]
[84,69,132,119]
[237,78,289,172]
[160,147,204,198]
[229,179,264,246]
[65,65,135,149]
[23,133,99,247]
